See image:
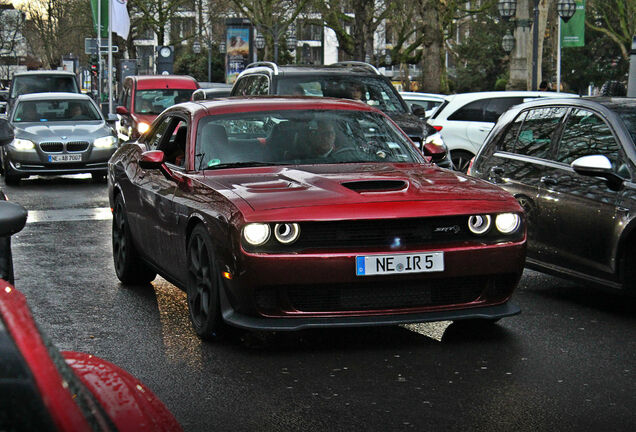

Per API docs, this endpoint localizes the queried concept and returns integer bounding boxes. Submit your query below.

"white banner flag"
[111,0,130,39]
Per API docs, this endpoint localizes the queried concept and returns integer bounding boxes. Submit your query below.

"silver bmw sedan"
[1,92,118,185]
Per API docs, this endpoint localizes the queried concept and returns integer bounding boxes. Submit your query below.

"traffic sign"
[84,38,119,54]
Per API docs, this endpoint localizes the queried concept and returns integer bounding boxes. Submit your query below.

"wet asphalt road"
[4,175,636,432]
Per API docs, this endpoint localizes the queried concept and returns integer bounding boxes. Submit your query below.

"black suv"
[230,61,451,168]
[469,97,636,292]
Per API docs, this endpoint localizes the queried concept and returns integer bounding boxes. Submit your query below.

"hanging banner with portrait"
[225,19,253,84]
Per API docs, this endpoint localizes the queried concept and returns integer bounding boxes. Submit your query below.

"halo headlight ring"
[274,223,300,244]
[468,214,492,235]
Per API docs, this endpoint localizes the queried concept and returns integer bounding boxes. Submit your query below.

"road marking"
[26,207,112,223]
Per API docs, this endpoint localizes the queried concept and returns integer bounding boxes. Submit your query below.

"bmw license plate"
[356,252,444,276]
[49,154,81,163]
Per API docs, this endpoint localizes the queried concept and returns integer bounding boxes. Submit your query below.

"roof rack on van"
[331,61,380,75]
[245,62,279,75]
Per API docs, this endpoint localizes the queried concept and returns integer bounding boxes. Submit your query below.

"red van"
[116,75,199,141]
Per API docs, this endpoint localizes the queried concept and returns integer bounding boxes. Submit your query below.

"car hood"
[386,112,424,140]
[14,121,111,142]
[202,163,516,216]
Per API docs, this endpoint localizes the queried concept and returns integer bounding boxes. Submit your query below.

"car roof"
[507,96,636,113]
[239,62,382,79]
[13,70,76,77]
[584,96,636,111]
[444,90,579,102]
[184,96,380,116]
[16,92,92,102]
[400,92,446,100]
[126,75,199,89]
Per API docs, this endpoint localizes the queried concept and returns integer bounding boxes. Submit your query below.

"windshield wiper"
[204,161,282,170]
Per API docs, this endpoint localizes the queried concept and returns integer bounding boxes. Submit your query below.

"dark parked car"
[230,61,452,168]
[108,97,526,341]
[1,93,118,184]
[469,97,636,292]
[8,71,80,112]
[0,173,181,429]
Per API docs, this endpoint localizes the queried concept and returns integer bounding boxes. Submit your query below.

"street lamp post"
[256,22,295,64]
[498,0,540,90]
[556,0,577,92]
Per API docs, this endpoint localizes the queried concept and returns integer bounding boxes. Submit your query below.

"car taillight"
[432,125,443,132]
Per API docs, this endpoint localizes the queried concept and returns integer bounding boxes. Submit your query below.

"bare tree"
[128,0,194,46]
[22,0,93,69]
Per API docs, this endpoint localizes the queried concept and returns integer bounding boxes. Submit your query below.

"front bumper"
[4,147,115,175]
[219,240,526,330]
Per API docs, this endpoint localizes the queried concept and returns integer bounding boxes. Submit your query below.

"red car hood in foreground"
[0,281,181,432]
[203,162,517,217]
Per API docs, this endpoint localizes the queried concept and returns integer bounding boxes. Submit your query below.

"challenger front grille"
[256,276,490,313]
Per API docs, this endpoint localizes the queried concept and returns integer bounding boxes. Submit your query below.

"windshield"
[12,100,102,123]
[276,76,408,114]
[10,76,78,98]
[134,89,194,114]
[615,109,636,144]
[195,109,423,170]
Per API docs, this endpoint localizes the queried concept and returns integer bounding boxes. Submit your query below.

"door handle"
[540,176,558,187]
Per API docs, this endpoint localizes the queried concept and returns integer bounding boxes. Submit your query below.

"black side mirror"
[106,113,118,126]
[411,105,427,118]
[0,119,14,146]
[0,200,28,285]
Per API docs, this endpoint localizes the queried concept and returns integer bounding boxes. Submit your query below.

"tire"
[450,150,474,174]
[186,224,228,340]
[111,194,156,284]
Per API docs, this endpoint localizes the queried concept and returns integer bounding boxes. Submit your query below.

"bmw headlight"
[274,223,300,244]
[93,135,117,148]
[495,213,521,234]
[468,214,492,235]
[243,223,270,246]
[137,122,150,134]
[12,138,35,151]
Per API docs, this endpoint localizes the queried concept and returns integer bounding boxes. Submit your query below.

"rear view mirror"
[571,155,624,191]
[116,105,129,115]
[0,201,28,237]
[0,119,14,146]
[140,150,165,169]
[411,105,427,118]
[106,113,118,125]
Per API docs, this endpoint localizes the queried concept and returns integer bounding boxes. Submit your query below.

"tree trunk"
[418,0,444,93]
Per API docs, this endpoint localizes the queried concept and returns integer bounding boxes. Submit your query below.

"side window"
[448,99,487,122]
[233,77,251,96]
[248,75,269,95]
[483,98,524,123]
[159,118,188,168]
[498,111,527,152]
[125,88,132,111]
[513,107,567,159]
[557,109,622,169]
[146,117,172,150]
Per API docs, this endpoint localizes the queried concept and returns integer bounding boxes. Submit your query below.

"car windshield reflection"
[195,109,424,170]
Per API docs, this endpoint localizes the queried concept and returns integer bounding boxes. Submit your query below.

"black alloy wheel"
[187,224,227,340]
[451,150,474,174]
[112,194,156,284]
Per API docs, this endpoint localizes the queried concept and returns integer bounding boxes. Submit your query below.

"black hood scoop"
[341,180,408,193]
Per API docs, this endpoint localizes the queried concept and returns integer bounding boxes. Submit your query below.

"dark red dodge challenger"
[107,97,526,340]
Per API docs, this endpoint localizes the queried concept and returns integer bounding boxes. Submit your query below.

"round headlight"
[274,223,300,244]
[468,214,492,235]
[137,122,150,134]
[243,223,270,246]
[495,213,520,234]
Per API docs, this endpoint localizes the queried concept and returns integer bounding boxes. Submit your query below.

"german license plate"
[48,154,81,163]
[356,252,444,276]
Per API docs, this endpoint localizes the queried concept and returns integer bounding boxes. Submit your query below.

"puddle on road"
[26,207,112,223]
